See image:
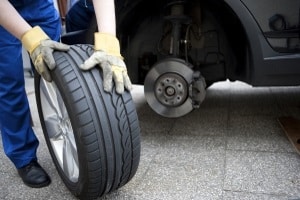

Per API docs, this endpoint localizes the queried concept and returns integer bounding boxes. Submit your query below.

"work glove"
[21,26,70,82]
[80,33,132,94]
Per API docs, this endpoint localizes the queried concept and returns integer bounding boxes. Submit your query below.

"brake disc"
[144,58,194,118]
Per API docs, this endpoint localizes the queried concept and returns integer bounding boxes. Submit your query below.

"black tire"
[34,44,141,199]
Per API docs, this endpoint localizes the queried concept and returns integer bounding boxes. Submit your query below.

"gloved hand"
[80,33,132,94]
[21,26,70,82]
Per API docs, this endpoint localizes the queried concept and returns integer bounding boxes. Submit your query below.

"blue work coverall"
[65,0,95,32]
[0,0,61,169]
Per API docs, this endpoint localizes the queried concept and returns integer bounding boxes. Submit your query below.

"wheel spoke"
[65,121,77,159]
[44,114,63,139]
[63,138,79,182]
[41,80,63,119]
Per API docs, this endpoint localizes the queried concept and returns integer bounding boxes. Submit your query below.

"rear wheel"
[35,44,141,199]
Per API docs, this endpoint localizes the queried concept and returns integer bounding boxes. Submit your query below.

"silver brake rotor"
[144,58,194,118]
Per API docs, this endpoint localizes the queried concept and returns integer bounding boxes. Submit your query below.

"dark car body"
[115,0,300,86]
[62,0,300,117]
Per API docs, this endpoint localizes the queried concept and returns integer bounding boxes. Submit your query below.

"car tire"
[34,44,141,199]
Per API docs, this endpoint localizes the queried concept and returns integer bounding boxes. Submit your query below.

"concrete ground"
[1,73,300,200]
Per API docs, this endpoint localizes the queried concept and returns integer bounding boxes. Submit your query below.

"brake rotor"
[144,58,194,118]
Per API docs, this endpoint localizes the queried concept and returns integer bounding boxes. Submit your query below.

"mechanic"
[0,0,131,188]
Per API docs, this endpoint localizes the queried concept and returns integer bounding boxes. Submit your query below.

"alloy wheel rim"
[40,79,79,182]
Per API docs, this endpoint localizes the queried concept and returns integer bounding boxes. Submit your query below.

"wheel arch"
[200,0,255,83]
[116,0,256,84]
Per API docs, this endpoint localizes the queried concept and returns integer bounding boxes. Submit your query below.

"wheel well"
[202,0,250,82]
[116,0,250,84]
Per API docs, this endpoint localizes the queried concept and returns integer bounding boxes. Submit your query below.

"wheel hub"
[155,73,188,107]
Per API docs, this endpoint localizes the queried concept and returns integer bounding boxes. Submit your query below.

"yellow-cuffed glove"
[21,26,70,82]
[80,33,132,94]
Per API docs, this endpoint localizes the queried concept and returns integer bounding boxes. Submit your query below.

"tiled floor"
[0,77,300,200]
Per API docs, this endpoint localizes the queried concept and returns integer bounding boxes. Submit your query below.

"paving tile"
[202,81,231,109]
[0,172,11,199]
[230,86,281,116]
[227,115,295,153]
[1,77,300,200]
[223,191,292,200]
[123,136,226,200]
[224,150,300,197]
[270,86,300,119]
[0,148,15,173]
